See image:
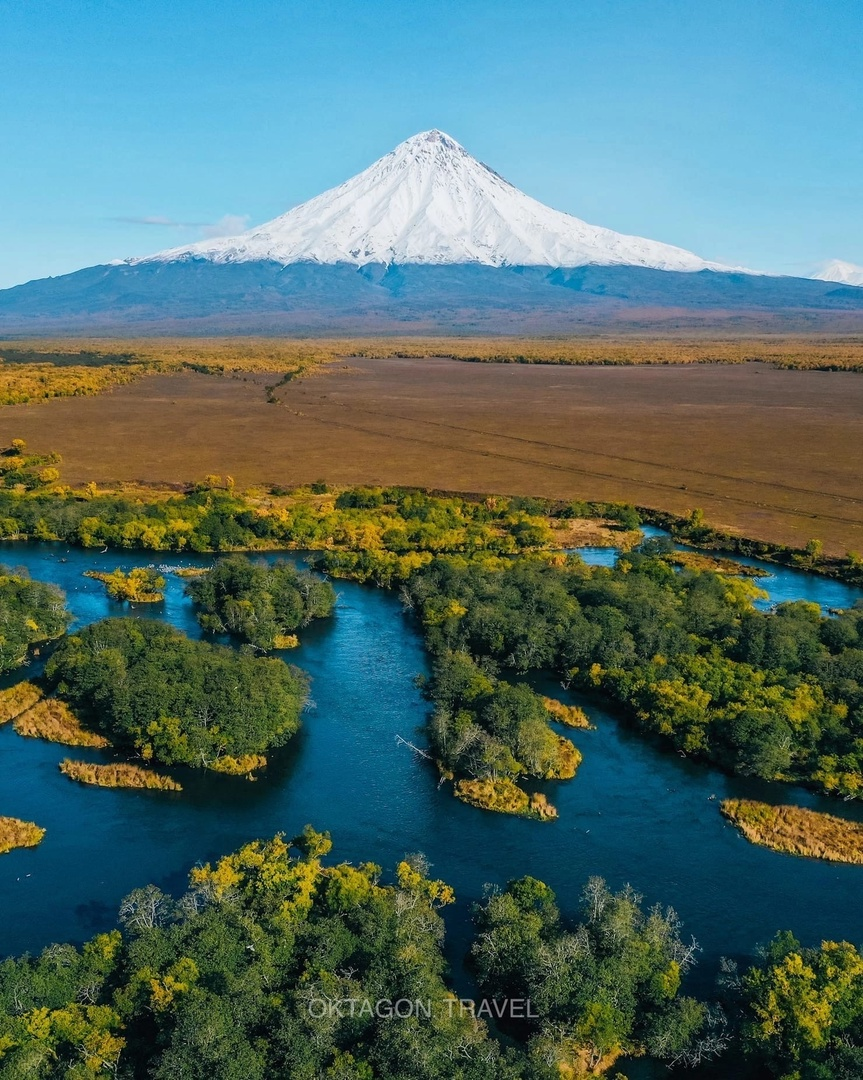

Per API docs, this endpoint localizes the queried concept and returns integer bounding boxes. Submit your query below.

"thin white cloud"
[112,213,250,238]
[200,214,249,239]
[112,215,207,228]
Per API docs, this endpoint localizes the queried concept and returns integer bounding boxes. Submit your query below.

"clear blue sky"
[1,0,861,288]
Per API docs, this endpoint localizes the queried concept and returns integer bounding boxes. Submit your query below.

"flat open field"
[3,357,862,555]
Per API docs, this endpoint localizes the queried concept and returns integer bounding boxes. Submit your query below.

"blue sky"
[1,0,861,288]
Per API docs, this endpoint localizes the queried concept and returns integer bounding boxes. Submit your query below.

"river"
[1,539,862,1073]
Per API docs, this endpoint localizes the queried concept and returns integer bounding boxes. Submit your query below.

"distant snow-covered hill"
[813,259,863,287]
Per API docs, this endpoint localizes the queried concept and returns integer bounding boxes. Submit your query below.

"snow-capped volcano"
[812,259,863,287]
[133,130,736,273]
[8,128,862,333]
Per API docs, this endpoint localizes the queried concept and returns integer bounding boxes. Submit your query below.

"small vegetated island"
[83,566,166,603]
[721,798,863,864]
[0,816,45,855]
[367,542,863,817]
[187,553,336,649]
[425,651,580,819]
[45,618,309,777]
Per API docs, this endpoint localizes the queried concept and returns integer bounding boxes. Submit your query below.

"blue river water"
[0,538,861,1075]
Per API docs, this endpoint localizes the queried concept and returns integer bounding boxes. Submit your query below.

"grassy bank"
[542,696,593,729]
[13,696,110,748]
[721,799,863,864]
[0,816,45,854]
[454,778,558,820]
[0,682,43,725]
[59,760,182,791]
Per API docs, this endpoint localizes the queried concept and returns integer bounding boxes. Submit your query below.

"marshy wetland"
[2,537,861,984]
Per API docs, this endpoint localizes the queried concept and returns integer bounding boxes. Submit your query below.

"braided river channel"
[1,538,862,1074]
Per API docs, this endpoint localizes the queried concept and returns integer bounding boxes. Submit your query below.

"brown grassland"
[721,799,863,864]
[59,759,182,791]
[13,697,110,748]
[0,816,45,854]
[1,337,863,554]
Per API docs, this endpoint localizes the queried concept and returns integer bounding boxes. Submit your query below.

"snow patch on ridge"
[812,259,863,287]
[131,130,747,273]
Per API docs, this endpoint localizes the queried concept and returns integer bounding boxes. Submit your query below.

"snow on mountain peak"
[133,130,741,273]
[812,259,863,287]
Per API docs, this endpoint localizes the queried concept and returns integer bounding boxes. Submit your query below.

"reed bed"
[0,816,45,854]
[59,760,182,791]
[454,778,558,820]
[721,799,863,864]
[13,698,109,748]
[0,681,44,725]
[542,696,593,729]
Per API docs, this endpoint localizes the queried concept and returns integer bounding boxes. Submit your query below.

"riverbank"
[0,816,45,854]
[721,799,863,864]
[60,760,182,791]
[13,695,110,748]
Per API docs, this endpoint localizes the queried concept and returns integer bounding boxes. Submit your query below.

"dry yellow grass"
[454,777,558,820]
[552,519,641,550]
[208,753,268,778]
[544,736,583,780]
[0,815,45,854]
[664,550,768,577]
[10,335,863,370]
[721,799,863,863]
[542,696,593,729]
[0,681,44,725]
[13,698,109,748]
[60,760,182,791]
[5,342,863,556]
[4,335,863,408]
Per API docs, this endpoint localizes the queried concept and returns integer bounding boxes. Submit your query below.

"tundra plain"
[1,341,862,555]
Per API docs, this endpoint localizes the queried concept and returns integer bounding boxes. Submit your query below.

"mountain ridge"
[813,259,863,287]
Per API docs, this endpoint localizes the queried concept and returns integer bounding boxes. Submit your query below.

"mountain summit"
[812,259,863,287]
[133,129,735,273]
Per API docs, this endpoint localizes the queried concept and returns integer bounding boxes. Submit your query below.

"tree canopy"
[0,565,69,674]
[471,874,722,1073]
[741,932,863,1079]
[45,619,308,771]
[406,551,863,797]
[187,555,335,649]
[0,832,527,1080]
